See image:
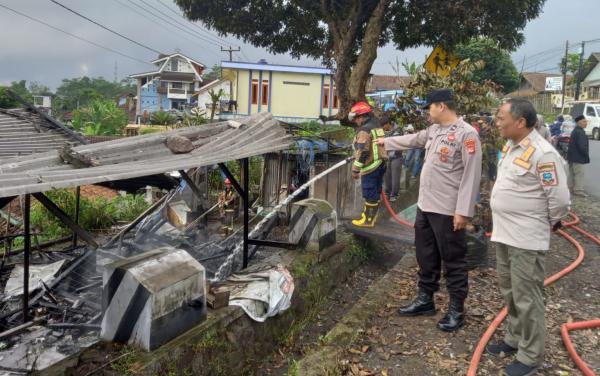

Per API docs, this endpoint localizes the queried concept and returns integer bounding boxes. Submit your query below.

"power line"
[124,0,222,51]
[111,0,218,54]
[0,3,151,65]
[134,0,223,48]
[154,0,230,45]
[49,0,163,55]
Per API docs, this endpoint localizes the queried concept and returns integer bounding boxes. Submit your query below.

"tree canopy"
[176,0,545,118]
[454,38,520,93]
[53,77,135,117]
[72,99,128,136]
[0,80,33,108]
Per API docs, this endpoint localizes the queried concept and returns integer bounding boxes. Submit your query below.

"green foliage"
[176,0,545,117]
[454,37,520,93]
[72,99,128,136]
[560,52,586,76]
[53,76,135,117]
[202,64,222,82]
[28,81,52,96]
[184,108,208,126]
[208,88,225,121]
[0,80,33,108]
[30,190,149,242]
[139,126,166,135]
[393,59,500,130]
[151,111,176,126]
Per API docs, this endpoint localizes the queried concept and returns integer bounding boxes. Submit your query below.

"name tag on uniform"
[537,162,558,186]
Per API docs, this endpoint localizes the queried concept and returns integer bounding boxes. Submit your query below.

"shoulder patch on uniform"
[537,162,558,186]
[464,138,477,154]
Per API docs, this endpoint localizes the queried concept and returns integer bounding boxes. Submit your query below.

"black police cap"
[423,88,454,109]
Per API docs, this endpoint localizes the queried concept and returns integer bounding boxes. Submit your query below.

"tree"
[175,0,545,120]
[0,80,33,108]
[53,77,136,117]
[559,53,583,76]
[454,37,520,93]
[72,99,128,136]
[150,111,176,126]
[208,88,225,121]
[28,81,52,96]
[202,64,222,82]
[393,60,500,130]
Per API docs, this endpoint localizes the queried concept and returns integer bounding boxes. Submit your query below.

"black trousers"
[414,208,468,301]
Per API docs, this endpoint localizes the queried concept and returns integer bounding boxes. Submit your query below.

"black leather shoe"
[437,300,465,332]
[503,360,538,376]
[398,290,436,316]
[486,341,518,357]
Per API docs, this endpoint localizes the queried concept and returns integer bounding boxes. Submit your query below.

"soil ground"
[257,195,600,376]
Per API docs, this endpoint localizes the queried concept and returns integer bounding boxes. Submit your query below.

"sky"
[0,0,599,90]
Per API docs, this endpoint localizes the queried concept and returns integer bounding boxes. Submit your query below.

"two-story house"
[130,53,205,120]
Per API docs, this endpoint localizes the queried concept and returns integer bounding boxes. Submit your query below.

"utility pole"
[221,46,240,62]
[221,46,241,108]
[561,40,569,112]
[114,61,118,83]
[575,41,585,100]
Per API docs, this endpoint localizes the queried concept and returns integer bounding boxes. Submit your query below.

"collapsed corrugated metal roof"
[0,113,292,198]
[0,108,86,160]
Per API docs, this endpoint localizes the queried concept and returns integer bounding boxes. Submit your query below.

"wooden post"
[23,194,30,323]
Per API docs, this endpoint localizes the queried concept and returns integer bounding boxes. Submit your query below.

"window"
[332,87,339,109]
[323,85,330,108]
[170,59,178,71]
[171,82,182,89]
[586,106,596,116]
[262,80,269,106]
[251,79,259,105]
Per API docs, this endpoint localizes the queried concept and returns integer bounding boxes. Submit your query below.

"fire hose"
[380,194,600,375]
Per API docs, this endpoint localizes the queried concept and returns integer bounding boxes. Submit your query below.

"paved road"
[583,139,600,198]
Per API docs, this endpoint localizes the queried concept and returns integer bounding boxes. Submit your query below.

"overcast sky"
[1,0,599,90]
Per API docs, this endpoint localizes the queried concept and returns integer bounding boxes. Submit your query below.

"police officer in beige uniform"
[379,89,482,331]
[487,99,570,376]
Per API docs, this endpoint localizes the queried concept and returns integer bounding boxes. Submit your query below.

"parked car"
[570,101,600,140]
[556,119,576,159]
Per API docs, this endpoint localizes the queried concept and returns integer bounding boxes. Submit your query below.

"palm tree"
[208,88,225,122]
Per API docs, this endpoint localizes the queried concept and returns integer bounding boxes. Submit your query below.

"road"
[583,139,600,198]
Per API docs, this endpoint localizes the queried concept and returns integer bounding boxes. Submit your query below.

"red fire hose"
[466,212,599,376]
[379,196,599,375]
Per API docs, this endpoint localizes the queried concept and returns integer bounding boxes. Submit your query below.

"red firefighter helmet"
[224,178,231,185]
[348,101,372,121]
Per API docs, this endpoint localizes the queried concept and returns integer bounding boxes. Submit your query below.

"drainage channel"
[255,231,409,376]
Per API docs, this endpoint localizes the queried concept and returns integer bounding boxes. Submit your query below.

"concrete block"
[101,247,206,351]
[289,198,336,251]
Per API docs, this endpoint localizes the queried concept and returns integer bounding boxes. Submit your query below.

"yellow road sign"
[424,46,460,77]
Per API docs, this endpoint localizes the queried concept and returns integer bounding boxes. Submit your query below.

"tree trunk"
[331,0,391,122]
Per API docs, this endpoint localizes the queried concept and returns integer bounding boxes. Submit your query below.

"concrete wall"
[222,68,339,121]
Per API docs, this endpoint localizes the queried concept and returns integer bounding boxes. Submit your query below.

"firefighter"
[349,101,387,228]
[218,178,236,235]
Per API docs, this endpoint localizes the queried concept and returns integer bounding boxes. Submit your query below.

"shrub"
[29,189,149,241]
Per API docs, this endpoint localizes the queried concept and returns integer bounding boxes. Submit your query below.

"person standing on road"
[487,98,570,376]
[378,88,482,332]
[535,114,551,142]
[382,114,403,202]
[567,115,590,197]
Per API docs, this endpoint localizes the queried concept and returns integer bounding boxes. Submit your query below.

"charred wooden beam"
[178,170,204,200]
[32,193,98,249]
